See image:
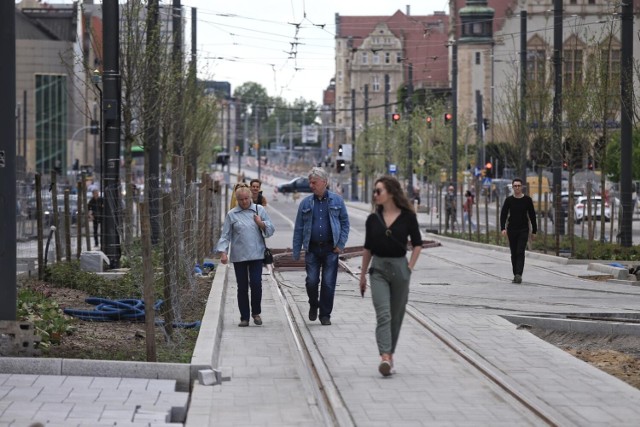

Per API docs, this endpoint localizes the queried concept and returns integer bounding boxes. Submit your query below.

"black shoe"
[320,317,331,326]
[515,275,522,284]
[309,306,318,321]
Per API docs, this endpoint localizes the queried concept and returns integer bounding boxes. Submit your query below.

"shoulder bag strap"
[375,211,407,251]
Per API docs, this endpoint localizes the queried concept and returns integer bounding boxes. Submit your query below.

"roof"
[16,6,77,42]
[336,10,449,87]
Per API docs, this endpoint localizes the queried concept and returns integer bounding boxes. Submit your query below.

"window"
[338,70,343,83]
[372,75,380,92]
[396,52,402,63]
[362,52,368,65]
[35,74,68,176]
[601,48,621,97]
[475,52,481,65]
[526,49,546,83]
[385,52,390,64]
[564,49,583,87]
[373,53,380,64]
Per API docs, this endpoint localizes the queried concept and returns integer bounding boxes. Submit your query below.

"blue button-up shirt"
[216,203,275,263]
[310,193,333,244]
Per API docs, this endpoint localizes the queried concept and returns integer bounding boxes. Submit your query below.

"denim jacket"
[292,191,349,260]
[216,203,275,263]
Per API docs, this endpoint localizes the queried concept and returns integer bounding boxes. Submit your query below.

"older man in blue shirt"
[293,167,350,325]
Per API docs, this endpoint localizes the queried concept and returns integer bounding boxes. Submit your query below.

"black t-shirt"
[88,197,102,220]
[364,209,422,257]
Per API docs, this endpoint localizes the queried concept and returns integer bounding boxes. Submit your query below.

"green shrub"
[17,287,74,348]
[46,261,141,299]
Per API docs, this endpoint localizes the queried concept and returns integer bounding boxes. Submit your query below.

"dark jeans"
[92,220,100,246]
[305,245,339,320]
[507,228,529,276]
[233,259,263,321]
[445,209,456,231]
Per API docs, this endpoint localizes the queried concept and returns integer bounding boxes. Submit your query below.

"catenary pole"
[102,0,122,267]
[0,1,17,320]
[619,0,634,247]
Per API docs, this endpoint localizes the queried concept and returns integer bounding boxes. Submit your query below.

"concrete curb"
[424,232,581,265]
[0,357,192,391]
[502,314,640,337]
[190,263,228,379]
[587,262,630,280]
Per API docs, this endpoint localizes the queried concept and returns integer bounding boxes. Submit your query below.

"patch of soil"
[530,328,640,390]
[24,277,212,363]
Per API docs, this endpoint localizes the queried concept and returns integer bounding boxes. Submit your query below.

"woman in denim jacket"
[217,186,275,327]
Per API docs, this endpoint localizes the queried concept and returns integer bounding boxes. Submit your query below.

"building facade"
[333,8,450,148]
[453,0,640,171]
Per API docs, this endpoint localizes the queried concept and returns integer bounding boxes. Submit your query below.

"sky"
[181,0,450,104]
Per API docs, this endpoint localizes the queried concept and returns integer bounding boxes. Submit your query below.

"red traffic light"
[426,116,432,128]
[485,162,492,169]
[444,113,452,125]
[392,113,401,122]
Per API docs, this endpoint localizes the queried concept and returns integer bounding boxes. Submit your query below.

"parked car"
[276,177,312,194]
[574,195,610,223]
[550,191,583,219]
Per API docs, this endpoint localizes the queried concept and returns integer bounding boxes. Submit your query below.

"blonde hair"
[230,183,249,208]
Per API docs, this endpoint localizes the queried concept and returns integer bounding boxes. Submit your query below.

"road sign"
[389,164,397,174]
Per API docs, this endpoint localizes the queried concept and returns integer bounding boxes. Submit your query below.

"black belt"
[310,241,331,246]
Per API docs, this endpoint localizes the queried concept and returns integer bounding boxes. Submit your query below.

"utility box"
[80,250,110,272]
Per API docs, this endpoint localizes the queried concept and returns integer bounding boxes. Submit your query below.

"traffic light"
[336,159,346,173]
[483,118,490,130]
[392,113,401,123]
[338,144,344,157]
[426,116,432,129]
[444,112,452,125]
[90,119,99,135]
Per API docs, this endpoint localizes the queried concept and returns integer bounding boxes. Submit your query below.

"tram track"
[272,251,565,426]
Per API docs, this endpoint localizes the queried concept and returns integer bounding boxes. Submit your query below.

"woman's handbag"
[253,205,273,264]
[263,247,274,264]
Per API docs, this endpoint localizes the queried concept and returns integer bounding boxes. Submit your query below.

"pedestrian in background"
[500,178,537,284]
[444,185,456,233]
[250,178,268,206]
[463,190,476,231]
[87,189,102,248]
[359,176,422,377]
[292,167,350,326]
[216,186,275,327]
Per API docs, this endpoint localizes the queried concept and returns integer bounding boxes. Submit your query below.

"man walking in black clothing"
[88,189,102,248]
[500,178,537,284]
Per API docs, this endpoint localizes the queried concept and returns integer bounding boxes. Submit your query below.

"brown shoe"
[238,320,249,327]
[252,315,262,325]
[378,360,392,377]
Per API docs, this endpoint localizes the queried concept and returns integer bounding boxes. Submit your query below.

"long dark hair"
[374,176,415,213]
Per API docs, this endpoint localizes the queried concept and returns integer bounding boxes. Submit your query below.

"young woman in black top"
[359,176,423,377]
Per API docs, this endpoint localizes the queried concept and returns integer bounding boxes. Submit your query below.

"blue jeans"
[233,259,263,321]
[305,245,339,319]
